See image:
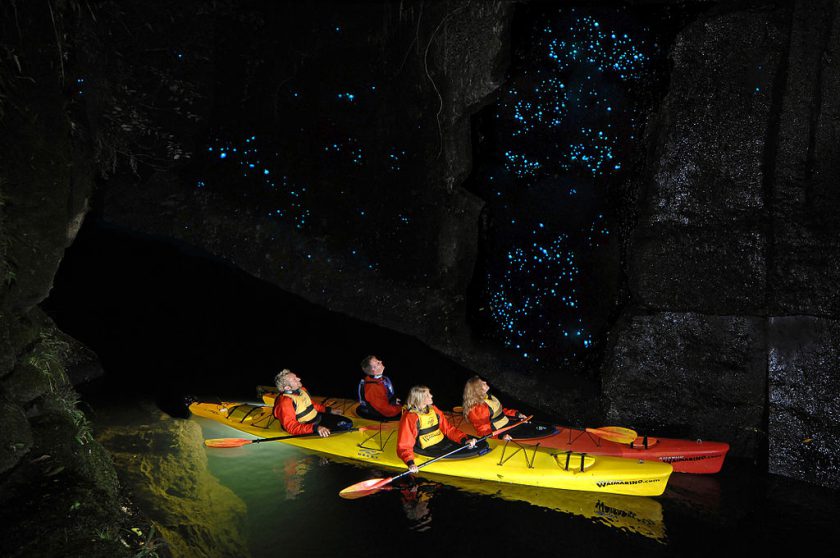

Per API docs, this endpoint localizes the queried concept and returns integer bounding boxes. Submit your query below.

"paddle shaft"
[451,406,636,444]
[207,427,359,448]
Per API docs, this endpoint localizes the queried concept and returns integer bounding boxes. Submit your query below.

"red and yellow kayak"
[259,389,729,474]
[191,399,673,497]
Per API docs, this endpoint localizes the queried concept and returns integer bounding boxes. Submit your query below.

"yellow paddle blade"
[339,477,394,500]
[204,438,253,448]
[585,426,638,444]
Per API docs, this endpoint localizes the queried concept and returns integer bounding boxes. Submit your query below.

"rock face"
[96,404,250,558]
[97,0,511,377]
[603,0,840,488]
[768,317,840,488]
[0,3,154,557]
[603,5,786,457]
[765,1,840,488]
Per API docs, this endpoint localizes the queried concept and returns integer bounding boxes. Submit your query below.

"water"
[46,221,838,557]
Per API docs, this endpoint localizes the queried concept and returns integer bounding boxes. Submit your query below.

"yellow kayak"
[190,400,672,497]
[259,389,729,474]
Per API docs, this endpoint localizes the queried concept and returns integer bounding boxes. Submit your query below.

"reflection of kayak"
[416,474,666,542]
[259,389,729,474]
[190,399,672,496]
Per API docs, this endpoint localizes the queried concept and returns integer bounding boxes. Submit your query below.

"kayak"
[259,389,729,474]
[190,399,673,497]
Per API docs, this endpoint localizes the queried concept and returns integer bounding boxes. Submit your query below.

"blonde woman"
[462,376,552,439]
[397,386,485,473]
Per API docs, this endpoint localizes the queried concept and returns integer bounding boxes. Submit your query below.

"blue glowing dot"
[219,153,227,159]
[264,169,270,175]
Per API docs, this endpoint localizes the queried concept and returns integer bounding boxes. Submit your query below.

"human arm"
[503,406,527,420]
[435,406,469,444]
[466,404,494,437]
[397,411,419,470]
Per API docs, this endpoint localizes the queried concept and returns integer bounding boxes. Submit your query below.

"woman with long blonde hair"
[462,376,552,439]
[397,385,487,473]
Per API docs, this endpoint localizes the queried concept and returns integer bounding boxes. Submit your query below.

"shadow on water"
[43,218,840,557]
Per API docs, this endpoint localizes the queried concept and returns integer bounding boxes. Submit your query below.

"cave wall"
[95,1,592,407]
[766,0,840,488]
[603,0,839,488]
[0,2,153,556]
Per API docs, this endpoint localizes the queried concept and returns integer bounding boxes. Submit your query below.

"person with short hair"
[397,385,486,473]
[273,369,351,437]
[357,355,401,420]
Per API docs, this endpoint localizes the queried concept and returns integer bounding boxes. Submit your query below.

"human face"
[284,373,303,391]
[480,380,489,395]
[423,391,434,408]
[368,357,385,376]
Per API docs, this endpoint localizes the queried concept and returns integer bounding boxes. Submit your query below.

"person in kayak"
[462,376,554,439]
[357,355,402,421]
[397,385,488,473]
[273,369,352,437]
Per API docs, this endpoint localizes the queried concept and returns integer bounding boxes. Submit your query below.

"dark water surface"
[45,221,837,556]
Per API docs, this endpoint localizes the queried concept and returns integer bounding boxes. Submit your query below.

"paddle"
[204,427,362,448]
[452,406,638,445]
[338,415,533,500]
[585,426,638,445]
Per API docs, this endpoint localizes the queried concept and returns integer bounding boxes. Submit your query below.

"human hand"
[408,464,419,473]
[317,426,330,437]
[503,434,512,441]
[517,413,528,421]
[465,438,477,448]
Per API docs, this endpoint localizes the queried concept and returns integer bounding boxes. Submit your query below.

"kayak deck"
[190,400,672,497]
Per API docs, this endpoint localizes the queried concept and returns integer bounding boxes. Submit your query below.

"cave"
[1,1,838,556]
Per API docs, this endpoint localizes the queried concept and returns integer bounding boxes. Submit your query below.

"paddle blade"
[339,477,394,500]
[585,426,638,444]
[204,438,254,448]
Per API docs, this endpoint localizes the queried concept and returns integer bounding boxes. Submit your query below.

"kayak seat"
[415,439,491,460]
[356,404,401,422]
[508,421,559,440]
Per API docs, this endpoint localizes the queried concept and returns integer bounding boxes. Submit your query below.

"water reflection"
[398,480,436,532]
[276,455,316,500]
[340,466,666,541]
[425,474,666,542]
[663,472,721,516]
